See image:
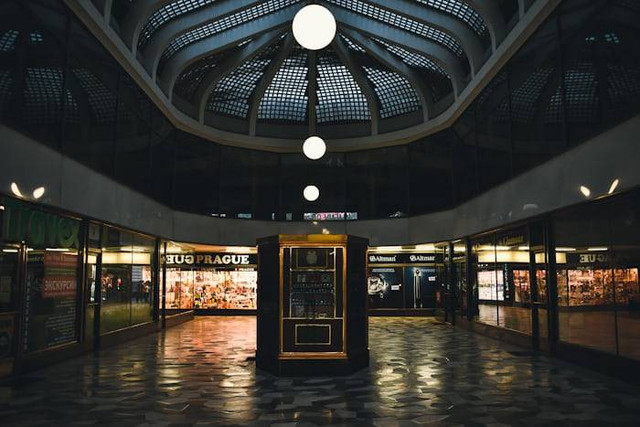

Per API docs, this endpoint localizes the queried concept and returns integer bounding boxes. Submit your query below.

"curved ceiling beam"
[159,5,300,99]
[103,0,113,24]
[248,34,295,137]
[342,29,433,121]
[142,0,263,80]
[120,0,173,53]
[195,29,286,123]
[332,36,381,136]
[363,0,485,76]
[332,7,466,96]
[464,0,508,51]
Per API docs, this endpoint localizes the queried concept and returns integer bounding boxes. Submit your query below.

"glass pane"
[610,191,640,360]
[130,234,154,326]
[100,227,132,333]
[554,202,617,354]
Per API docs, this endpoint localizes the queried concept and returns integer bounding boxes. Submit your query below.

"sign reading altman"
[368,253,443,265]
[163,253,257,266]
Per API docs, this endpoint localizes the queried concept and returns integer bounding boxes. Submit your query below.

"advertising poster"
[403,267,439,309]
[24,252,78,352]
[367,267,404,309]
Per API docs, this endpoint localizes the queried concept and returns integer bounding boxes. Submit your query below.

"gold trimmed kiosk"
[256,234,369,376]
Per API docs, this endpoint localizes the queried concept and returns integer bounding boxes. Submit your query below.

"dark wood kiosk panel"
[256,235,369,376]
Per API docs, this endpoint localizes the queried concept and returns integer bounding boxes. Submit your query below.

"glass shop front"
[367,247,447,314]
[161,243,258,314]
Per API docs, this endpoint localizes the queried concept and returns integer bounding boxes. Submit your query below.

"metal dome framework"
[70,0,535,150]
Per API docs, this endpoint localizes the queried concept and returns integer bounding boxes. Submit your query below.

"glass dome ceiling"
[97,0,518,149]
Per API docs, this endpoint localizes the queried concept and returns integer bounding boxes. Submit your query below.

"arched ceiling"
[74,0,530,150]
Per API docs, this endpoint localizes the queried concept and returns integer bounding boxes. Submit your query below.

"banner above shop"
[368,253,444,265]
[162,253,257,267]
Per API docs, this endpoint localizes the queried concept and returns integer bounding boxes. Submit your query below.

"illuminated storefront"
[162,244,258,314]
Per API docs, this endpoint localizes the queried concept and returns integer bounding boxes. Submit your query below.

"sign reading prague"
[162,253,256,267]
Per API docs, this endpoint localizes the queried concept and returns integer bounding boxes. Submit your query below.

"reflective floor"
[1,316,640,426]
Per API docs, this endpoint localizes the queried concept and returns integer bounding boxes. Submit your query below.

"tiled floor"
[1,316,640,426]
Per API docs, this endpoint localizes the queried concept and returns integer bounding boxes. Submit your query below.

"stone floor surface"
[1,316,639,426]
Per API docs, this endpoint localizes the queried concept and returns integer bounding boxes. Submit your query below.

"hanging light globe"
[292,4,336,50]
[302,136,327,160]
[303,185,320,202]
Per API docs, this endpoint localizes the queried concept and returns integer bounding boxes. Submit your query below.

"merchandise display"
[164,253,258,311]
[513,270,531,304]
[557,268,639,306]
[477,269,505,301]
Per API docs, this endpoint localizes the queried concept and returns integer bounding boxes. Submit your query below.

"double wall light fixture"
[293,4,336,202]
[11,182,46,200]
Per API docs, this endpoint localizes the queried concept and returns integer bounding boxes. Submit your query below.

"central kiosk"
[256,234,369,376]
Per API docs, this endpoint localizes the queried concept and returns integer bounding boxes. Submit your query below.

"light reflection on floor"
[1,316,639,425]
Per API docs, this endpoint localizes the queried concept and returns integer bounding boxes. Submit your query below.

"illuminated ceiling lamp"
[302,136,326,160]
[303,185,320,202]
[292,4,337,50]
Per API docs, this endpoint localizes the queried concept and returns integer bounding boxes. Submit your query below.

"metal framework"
[66,0,531,149]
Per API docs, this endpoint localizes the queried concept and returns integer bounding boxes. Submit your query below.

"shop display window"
[513,270,530,305]
[100,227,155,333]
[0,244,19,371]
[166,268,194,310]
[194,269,257,310]
[477,269,505,301]
[0,200,86,353]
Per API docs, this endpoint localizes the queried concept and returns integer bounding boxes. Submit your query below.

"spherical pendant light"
[292,5,336,50]
[302,136,327,160]
[303,185,320,202]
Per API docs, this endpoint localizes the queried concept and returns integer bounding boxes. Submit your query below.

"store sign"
[368,253,443,265]
[568,253,610,264]
[496,234,526,247]
[163,253,257,266]
[1,199,80,249]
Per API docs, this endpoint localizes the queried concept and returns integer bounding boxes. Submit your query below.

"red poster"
[43,252,77,298]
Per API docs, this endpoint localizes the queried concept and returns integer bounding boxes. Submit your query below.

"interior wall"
[1,112,639,246]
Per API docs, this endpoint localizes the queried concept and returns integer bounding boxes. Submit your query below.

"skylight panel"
[258,48,308,121]
[363,66,421,118]
[317,52,370,123]
[161,0,297,62]
[414,0,486,36]
[326,0,465,57]
[139,0,218,50]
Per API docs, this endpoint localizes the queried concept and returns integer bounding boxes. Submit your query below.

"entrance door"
[85,251,101,349]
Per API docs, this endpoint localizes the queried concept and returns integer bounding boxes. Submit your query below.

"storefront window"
[0,242,20,373]
[609,192,640,361]
[554,203,617,354]
[472,228,532,334]
[0,198,83,353]
[453,242,467,315]
[100,227,155,333]
[367,248,445,311]
[163,246,258,312]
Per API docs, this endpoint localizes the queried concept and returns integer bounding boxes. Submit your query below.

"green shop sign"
[1,198,81,249]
